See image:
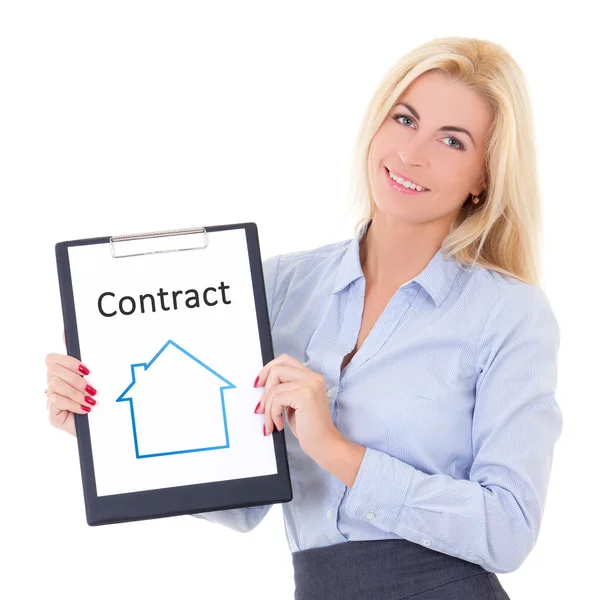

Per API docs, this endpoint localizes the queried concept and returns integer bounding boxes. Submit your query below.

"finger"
[255,366,289,414]
[45,352,91,377]
[263,381,303,436]
[257,366,288,435]
[258,364,306,399]
[48,392,92,416]
[258,365,305,433]
[261,385,274,436]
[255,354,305,387]
[47,365,96,405]
[63,329,66,347]
[268,393,286,434]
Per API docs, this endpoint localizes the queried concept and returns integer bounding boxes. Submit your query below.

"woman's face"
[368,70,492,226]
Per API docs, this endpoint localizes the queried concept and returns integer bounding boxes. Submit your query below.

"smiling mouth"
[385,167,430,191]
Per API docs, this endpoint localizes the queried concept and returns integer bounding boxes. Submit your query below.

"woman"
[45,36,561,599]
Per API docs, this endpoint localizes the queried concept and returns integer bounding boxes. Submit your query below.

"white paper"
[67,228,277,497]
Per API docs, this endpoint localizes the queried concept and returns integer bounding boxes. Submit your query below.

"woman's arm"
[190,504,274,533]
[341,283,562,574]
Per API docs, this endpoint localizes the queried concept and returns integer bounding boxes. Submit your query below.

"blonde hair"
[348,36,545,287]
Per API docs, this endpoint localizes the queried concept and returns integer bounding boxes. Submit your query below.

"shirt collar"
[331,218,463,307]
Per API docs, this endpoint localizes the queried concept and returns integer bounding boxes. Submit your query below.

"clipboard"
[55,222,293,526]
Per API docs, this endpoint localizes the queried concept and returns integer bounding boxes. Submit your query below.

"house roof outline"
[116,339,236,459]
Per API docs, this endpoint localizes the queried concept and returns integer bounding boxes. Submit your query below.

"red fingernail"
[263,424,267,436]
[254,401,261,413]
[79,364,90,375]
[84,396,96,406]
[82,405,91,413]
[254,376,259,388]
[85,384,97,396]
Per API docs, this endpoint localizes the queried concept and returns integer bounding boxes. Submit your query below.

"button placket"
[319,286,360,411]
[345,284,420,377]
[337,278,366,384]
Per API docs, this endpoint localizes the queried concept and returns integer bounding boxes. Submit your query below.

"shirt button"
[422,539,432,547]
[326,389,332,398]
[326,509,333,519]
[365,512,375,520]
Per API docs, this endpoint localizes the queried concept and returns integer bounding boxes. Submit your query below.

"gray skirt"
[291,539,511,600]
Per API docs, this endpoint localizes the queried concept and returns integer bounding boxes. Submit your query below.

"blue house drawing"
[116,340,236,459]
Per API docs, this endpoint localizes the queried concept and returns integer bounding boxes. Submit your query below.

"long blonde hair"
[348,36,545,287]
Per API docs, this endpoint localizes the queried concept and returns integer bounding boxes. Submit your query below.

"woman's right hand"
[45,330,97,437]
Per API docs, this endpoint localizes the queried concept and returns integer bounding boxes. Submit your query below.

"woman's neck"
[359,215,448,292]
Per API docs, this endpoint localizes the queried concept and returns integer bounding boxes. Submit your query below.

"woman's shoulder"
[262,237,351,320]
[469,266,560,352]
[280,237,350,267]
[264,237,350,285]
[476,266,555,313]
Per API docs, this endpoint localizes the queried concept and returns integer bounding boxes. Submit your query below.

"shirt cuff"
[343,445,415,531]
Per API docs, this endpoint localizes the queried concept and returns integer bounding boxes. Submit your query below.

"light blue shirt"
[192,218,563,574]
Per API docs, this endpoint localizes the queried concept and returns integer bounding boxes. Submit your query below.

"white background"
[1,1,597,598]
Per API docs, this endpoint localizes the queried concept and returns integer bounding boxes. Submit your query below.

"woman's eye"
[392,113,465,151]
[442,137,465,151]
[394,114,415,128]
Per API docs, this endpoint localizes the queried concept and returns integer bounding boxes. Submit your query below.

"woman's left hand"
[255,353,341,459]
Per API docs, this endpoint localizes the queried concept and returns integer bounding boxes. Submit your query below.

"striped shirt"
[192,218,563,574]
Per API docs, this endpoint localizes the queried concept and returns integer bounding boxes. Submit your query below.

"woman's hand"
[254,354,342,459]
[44,329,96,437]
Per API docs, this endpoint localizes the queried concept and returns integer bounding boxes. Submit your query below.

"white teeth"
[387,168,427,191]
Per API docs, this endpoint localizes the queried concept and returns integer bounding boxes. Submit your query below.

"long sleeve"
[343,283,563,573]
[190,254,282,533]
[190,503,274,533]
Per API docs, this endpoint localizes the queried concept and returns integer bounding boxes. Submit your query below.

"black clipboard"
[55,222,292,526]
